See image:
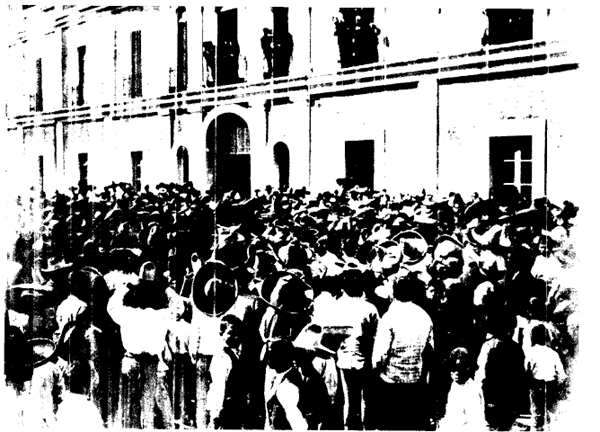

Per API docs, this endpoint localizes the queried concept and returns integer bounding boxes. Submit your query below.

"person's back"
[478,337,525,405]
[526,324,566,429]
[375,300,433,384]
[475,313,528,431]
[335,293,379,369]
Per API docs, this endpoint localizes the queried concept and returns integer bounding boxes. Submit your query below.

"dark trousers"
[484,403,518,431]
[340,368,372,430]
[372,376,431,431]
[530,379,558,430]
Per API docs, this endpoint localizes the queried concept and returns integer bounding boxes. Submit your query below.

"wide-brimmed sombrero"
[392,230,429,266]
[191,260,238,317]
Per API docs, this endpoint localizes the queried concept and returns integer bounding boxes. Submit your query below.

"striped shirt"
[372,300,433,384]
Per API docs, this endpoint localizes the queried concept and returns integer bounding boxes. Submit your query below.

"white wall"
[438,69,580,201]
[266,100,311,190]
[310,82,438,195]
[310,7,341,75]
[177,111,207,190]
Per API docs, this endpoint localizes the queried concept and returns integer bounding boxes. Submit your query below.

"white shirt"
[104,270,139,292]
[525,345,566,382]
[312,293,379,370]
[372,300,433,384]
[439,378,487,431]
[107,288,172,357]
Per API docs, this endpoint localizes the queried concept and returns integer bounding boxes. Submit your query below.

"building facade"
[6,5,582,203]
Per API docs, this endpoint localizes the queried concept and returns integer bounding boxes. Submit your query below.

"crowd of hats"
[28,182,579,334]
[31,182,578,274]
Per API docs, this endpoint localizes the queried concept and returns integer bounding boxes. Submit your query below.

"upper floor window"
[77,45,86,106]
[483,9,534,46]
[176,7,188,91]
[334,8,380,69]
[216,7,241,85]
[261,7,294,79]
[131,30,143,98]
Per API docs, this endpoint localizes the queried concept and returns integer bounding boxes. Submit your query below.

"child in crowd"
[526,324,566,430]
[439,348,487,431]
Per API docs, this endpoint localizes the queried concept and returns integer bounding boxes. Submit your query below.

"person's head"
[487,311,517,341]
[342,269,364,298]
[220,314,243,348]
[448,347,471,385]
[262,338,296,373]
[391,269,423,303]
[139,261,157,281]
[432,236,464,280]
[531,324,549,347]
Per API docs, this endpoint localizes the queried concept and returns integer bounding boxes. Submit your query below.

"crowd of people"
[5,180,579,430]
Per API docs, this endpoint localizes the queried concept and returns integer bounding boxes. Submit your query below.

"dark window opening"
[78,153,88,192]
[484,9,534,46]
[490,135,533,204]
[271,7,294,78]
[177,146,189,184]
[131,30,142,98]
[334,8,380,68]
[131,151,143,192]
[177,7,188,91]
[216,8,241,86]
[273,142,290,191]
[77,45,86,106]
[345,140,374,189]
[35,58,43,112]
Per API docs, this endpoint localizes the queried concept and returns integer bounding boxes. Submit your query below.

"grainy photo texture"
[3,4,584,430]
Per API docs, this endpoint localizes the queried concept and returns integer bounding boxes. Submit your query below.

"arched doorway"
[177,146,189,184]
[206,113,251,198]
[273,142,289,191]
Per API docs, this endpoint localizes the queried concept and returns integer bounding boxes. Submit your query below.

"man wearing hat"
[372,270,435,430]
[188,259,264,429]
[107,261,175,429]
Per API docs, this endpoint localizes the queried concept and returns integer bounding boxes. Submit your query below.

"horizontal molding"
[7,40,577,130]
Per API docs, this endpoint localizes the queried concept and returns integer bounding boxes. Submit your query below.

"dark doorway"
[206,113,251,198]
[177,146,189,184]
[78,152,88,192]
[131,150,143,192]
[345,140,374,189]
[490,135,533,203]
[273,142,290,191]
[38,155,44,193]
